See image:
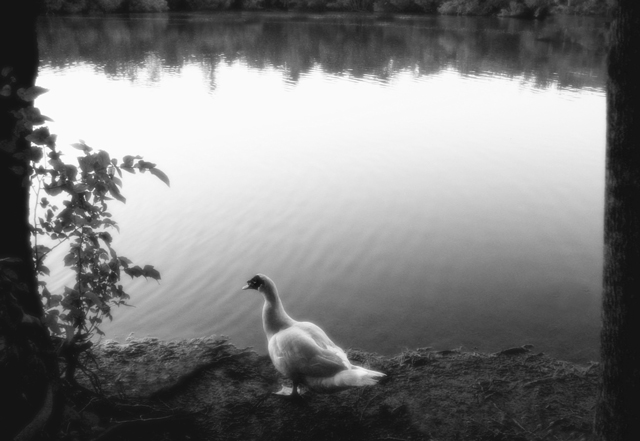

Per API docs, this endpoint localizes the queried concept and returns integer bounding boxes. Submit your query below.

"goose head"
[242,274,273,294]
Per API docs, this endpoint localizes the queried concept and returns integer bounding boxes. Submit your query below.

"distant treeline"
[38,13,607,90]
[42,0,611,16]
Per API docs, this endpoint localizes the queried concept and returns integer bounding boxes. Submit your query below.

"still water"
[36,13,607,362]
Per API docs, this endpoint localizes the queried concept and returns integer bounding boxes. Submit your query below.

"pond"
[36,12,607,363]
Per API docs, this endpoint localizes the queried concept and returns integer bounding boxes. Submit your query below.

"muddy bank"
[70,336,598,440]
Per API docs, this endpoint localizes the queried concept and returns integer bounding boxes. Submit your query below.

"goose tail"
[307,366,385,392]
[351,367,386,386]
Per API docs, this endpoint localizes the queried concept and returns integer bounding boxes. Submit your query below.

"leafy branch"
[3,68,170,386]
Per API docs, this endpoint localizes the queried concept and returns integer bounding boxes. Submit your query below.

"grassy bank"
[61,336,599,440]
[42,0,611,17]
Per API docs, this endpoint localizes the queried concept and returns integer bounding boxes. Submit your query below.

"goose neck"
[262,285,293,338]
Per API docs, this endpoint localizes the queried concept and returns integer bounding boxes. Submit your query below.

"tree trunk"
[595,1,640,440]
[1,1,61,439]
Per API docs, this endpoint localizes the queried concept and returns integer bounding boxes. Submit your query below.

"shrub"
[128,0,170,11]
[438,0,505,15]
[166,0,190,9]
[284,0,329,10]
[43,0,65,12]
[241,0,267,9]
[88,0,126,12]
[554,0,610,15]
[0,79,169,385]
[186,0,233,9]
[388,0,424,12]
[62,0,89,13]
[372,0,395,11]
[497,0,551,17]
[330,0,375,10]
[414,0,441,13]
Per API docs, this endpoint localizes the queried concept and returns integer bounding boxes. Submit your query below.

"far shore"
[41,0,612,19]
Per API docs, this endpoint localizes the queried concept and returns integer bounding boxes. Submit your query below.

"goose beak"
[241,284,250,290]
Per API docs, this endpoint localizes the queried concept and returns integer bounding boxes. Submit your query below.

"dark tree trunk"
[595,1,640,440]
[0,0,40,317]
[1,1,61,439]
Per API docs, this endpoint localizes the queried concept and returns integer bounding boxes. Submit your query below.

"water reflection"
[36,13,606,363]
[38,13,607,91]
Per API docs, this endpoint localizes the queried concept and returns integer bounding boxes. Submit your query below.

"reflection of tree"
[38,13,607,90]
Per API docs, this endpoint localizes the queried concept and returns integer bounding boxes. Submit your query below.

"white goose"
[242,274,385,396]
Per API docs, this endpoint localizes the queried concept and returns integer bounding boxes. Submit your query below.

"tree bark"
[1,1,61,439]
[595,1,640,440]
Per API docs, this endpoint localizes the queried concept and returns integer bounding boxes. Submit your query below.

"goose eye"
[247,275,264,289]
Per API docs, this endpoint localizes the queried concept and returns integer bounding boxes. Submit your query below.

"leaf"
[136,160,156,170]
[63,253,76,267]
[101,218,120,232]
[44,310,62,335]
[83,291,104,308]
[122,155,142,168]
[44,185,63,197]
[97,150,111,168]
[98,232,113,244]
[149,168,171,187]
[17,86,49,102]
[26,127,51,146]
[35,244,51,256]
[118,256,132,268]
[21,106,53,126]
[46,133,57,148]
[106,180,126,203]
[63,325,75,342]
[49,157,65,172]
[72,183,89,193]
[124,266,144,278]
[64,164,78,181]
[29,146,43,162]
[71,141,92,153]
[0,84,10,97]
[143,265,161,280]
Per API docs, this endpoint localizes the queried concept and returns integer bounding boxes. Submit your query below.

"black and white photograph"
[1,1,638,440]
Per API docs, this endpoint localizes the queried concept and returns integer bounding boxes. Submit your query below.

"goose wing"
[269,323,349,378]
[294,321,351,365]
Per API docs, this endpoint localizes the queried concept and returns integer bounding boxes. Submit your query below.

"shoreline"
[67,335,599,440]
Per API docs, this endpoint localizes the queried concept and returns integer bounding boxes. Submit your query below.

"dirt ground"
[67,336,599,441]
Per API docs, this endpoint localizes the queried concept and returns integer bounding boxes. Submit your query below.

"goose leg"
[273,381,305,401]
[273,385,294,395]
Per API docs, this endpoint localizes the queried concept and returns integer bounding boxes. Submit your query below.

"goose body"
[242,274,385,396]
